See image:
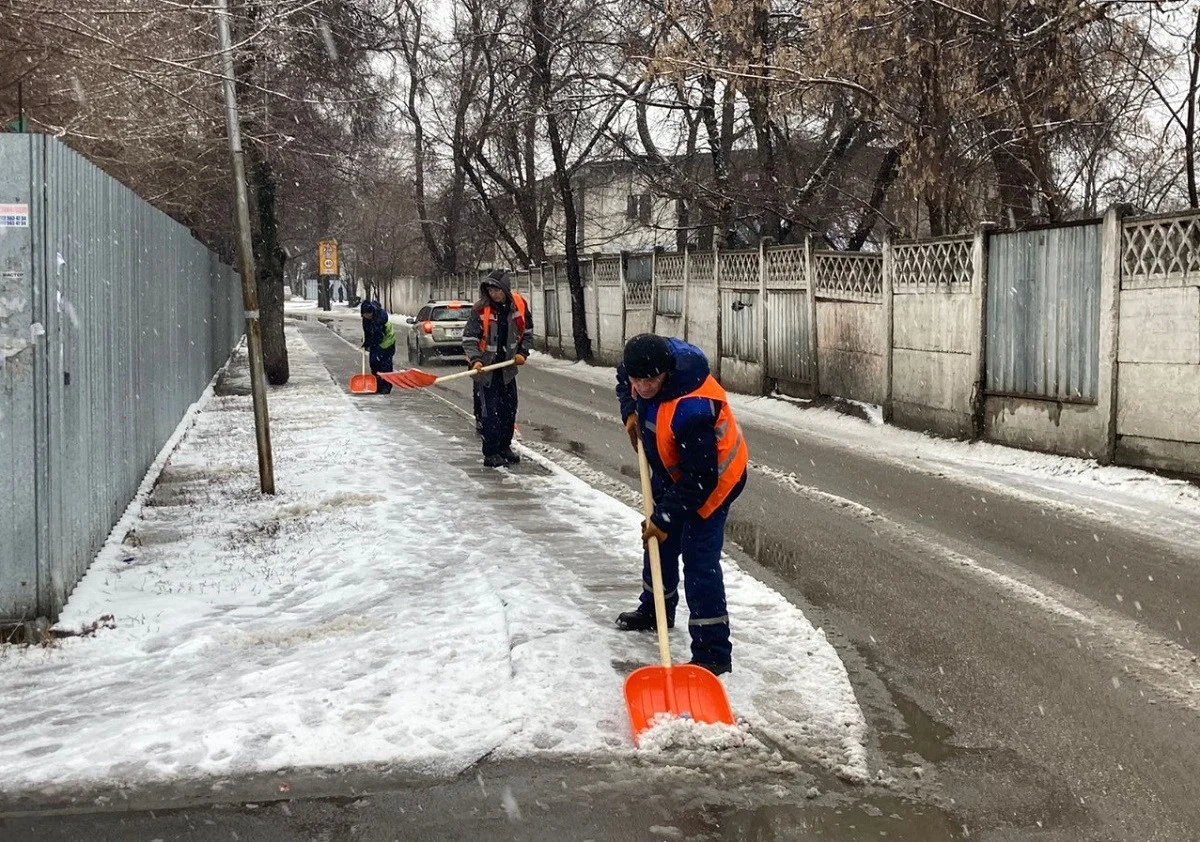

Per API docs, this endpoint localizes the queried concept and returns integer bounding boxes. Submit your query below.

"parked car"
[406,300,472,365]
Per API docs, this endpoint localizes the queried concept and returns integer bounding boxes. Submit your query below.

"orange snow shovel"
[379,358,515,390]
[349,349,377,394]
[624,439,735,745]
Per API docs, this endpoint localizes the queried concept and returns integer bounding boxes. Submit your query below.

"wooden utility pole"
[215,0,276,494]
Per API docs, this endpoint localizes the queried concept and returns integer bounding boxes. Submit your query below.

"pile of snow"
[638,714,748,752]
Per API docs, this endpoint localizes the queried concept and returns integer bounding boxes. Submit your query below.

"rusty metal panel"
[986,223,1102,402]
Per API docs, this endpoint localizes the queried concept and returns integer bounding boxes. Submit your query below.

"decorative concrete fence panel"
[890,235,982,437]
[1116,211,1200,473]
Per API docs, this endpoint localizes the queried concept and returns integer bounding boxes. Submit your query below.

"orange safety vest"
[477,292,529,352]
[654,375,749,519]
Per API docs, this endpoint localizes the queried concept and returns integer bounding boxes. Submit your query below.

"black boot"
[501,447,520,465]
[483,453,505,468]
[688,660,732,676]
[615,608,673,631]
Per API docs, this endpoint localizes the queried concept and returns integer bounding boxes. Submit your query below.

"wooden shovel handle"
[432,358,516,385]
[637,439,674,670]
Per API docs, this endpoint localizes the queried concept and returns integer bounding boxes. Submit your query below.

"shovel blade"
[378,369,439,389]
[624,664,735,744]
[349,374,377,394]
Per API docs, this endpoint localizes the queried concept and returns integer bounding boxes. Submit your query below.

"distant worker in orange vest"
[463,269,532,467]
[614,333,749,676]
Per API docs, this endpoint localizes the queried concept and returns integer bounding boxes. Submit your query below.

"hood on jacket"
[657,337,710,401]
[360,299,388,321]
[479,268,513,301]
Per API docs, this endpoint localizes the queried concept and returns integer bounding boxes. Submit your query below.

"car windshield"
[430,306,467,321]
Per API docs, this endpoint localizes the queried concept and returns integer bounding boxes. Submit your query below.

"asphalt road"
[6,315,1198,842]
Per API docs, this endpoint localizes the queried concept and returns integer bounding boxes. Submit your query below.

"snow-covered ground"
[0,329,867,801]
[530,353,1200,549]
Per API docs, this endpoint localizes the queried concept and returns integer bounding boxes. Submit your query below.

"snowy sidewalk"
[0,327,867,806]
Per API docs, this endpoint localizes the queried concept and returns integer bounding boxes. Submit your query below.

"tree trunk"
[250,153,289,385]
[1187,6,1200,208]
[746,5,782,242]
[847,145,902,251]
[531,0,591,360]
[699,74,735,249]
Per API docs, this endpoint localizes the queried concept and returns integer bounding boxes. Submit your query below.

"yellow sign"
[317,239,339,276]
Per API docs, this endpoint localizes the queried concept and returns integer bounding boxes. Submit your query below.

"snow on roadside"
[0,329,868,800]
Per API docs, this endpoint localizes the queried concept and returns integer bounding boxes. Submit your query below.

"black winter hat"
[623,333,675,378]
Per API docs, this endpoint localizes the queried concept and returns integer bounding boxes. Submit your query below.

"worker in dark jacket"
[614,333,748,676]
[360,299,396,395]
[462,269,533,467]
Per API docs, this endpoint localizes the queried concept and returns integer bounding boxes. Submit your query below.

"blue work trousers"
[638,502,732,666]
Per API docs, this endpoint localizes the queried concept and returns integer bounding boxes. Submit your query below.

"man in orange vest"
[463,269,532,467]
[614,333,748,675]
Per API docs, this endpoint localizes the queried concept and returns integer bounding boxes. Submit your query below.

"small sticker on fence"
[0,204,30,227]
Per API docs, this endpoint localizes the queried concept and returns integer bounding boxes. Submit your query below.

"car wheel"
[408,341,418,364]
[415,344,425,366]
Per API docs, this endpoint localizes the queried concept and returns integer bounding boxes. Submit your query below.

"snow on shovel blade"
[349,373,377,394]
[378,368,439,389]
[624,663,735,745]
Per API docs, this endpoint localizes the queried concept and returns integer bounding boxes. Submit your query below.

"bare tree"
[0,0,391,383]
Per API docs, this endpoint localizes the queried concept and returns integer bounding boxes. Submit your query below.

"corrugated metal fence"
[764,244,813,385]
[986,223,1102,402]
[1,135,242,623]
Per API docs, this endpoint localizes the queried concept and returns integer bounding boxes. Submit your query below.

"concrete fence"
[1115,212,1200,474]
[427,204,1200,477]
[374,275,429,317]
[1,135,243,624]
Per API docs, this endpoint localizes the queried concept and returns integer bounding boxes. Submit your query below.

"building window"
[626,193,652,225]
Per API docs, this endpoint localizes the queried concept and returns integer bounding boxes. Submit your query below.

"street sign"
[317,239,339,276]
